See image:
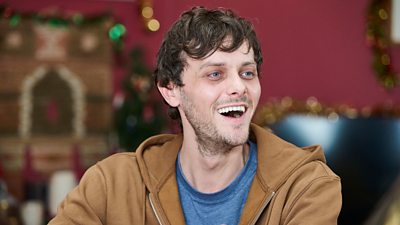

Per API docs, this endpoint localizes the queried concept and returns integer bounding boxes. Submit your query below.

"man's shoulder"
[96,133,180,165]
[91,133,182,182]
[100,151,137,163]
[94,152,140,175]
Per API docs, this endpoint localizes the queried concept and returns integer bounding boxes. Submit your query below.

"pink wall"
[2,0,400,108]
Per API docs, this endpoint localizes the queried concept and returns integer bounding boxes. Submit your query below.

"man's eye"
[208,71,221,80]
[241,71,255,79]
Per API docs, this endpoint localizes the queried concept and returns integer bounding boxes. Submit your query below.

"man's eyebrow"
[199,62,225,70]
[242,61,257,67]
[199,61,256,70]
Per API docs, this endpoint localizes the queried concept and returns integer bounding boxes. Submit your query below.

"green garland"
[0,5,126,51]
[366,0,399,89]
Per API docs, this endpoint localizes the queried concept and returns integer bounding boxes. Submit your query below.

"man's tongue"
[222,111,243,118]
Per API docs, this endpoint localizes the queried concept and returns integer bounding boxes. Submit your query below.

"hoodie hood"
[135,133,182,193]
[250,124,326,190]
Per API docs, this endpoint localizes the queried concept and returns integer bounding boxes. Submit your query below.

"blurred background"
[0,0,399,224]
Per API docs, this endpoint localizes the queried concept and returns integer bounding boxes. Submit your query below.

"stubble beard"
[180,90,250,156]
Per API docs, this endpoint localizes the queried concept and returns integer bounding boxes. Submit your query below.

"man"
[49,6,341,225]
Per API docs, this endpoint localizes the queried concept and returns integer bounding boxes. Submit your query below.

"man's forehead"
[184,42,254,65]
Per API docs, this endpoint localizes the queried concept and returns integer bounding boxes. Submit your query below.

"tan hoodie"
[49,124,342,225]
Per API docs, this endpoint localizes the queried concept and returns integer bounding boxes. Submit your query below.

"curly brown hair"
[154,6,263,121]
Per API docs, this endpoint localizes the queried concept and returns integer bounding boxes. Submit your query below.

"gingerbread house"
[0,17,114,200]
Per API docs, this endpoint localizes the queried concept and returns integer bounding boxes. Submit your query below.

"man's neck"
[179,141,249,193]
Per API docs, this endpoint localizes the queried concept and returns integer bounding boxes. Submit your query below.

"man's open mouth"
[217,106,246,118]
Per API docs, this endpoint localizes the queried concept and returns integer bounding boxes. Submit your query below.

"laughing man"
[49,6,342,225]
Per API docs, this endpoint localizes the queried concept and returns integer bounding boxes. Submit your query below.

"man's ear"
[157,82,180,107]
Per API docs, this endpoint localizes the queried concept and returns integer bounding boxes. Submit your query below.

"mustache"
[215,96,253,107]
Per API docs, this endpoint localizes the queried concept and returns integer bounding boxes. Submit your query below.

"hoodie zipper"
[148,193,164,225]
[249,191,275,225]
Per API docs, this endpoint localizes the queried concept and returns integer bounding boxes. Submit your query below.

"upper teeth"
[217,106,245,114]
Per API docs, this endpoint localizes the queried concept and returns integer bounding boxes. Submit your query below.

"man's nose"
[226,74,246,96]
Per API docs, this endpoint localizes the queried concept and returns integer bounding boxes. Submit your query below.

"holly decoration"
[366,0,399,89]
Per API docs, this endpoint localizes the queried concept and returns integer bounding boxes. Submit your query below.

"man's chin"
[222,129,250,146]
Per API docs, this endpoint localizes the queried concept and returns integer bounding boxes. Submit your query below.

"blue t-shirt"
[176,141,257,225]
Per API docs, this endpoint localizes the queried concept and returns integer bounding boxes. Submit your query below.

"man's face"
[177,41,261,154]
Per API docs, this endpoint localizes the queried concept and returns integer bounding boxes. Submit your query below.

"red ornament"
[3,7,13,19]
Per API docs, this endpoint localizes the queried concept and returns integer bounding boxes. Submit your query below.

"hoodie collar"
[135,123,327,224]
[250,124,326,190]
[135,123,327,194]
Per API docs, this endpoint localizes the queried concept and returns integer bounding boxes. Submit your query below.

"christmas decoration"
[114,47,166,151]
[108,23,126,51]
[22,145,46,201]
[0,5,125,52]
[80,32,99,53]
[1,4,115,203]
[366,0,399,89]
[5,31,22,49]
[34,24,68,61]
[254,96,400,126]
[139,0,160,32]
[0,180,22,225]
[19,66,86,139]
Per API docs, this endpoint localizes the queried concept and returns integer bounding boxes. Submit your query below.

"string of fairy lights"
[140,0,160,32]
[254,96,400,126]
